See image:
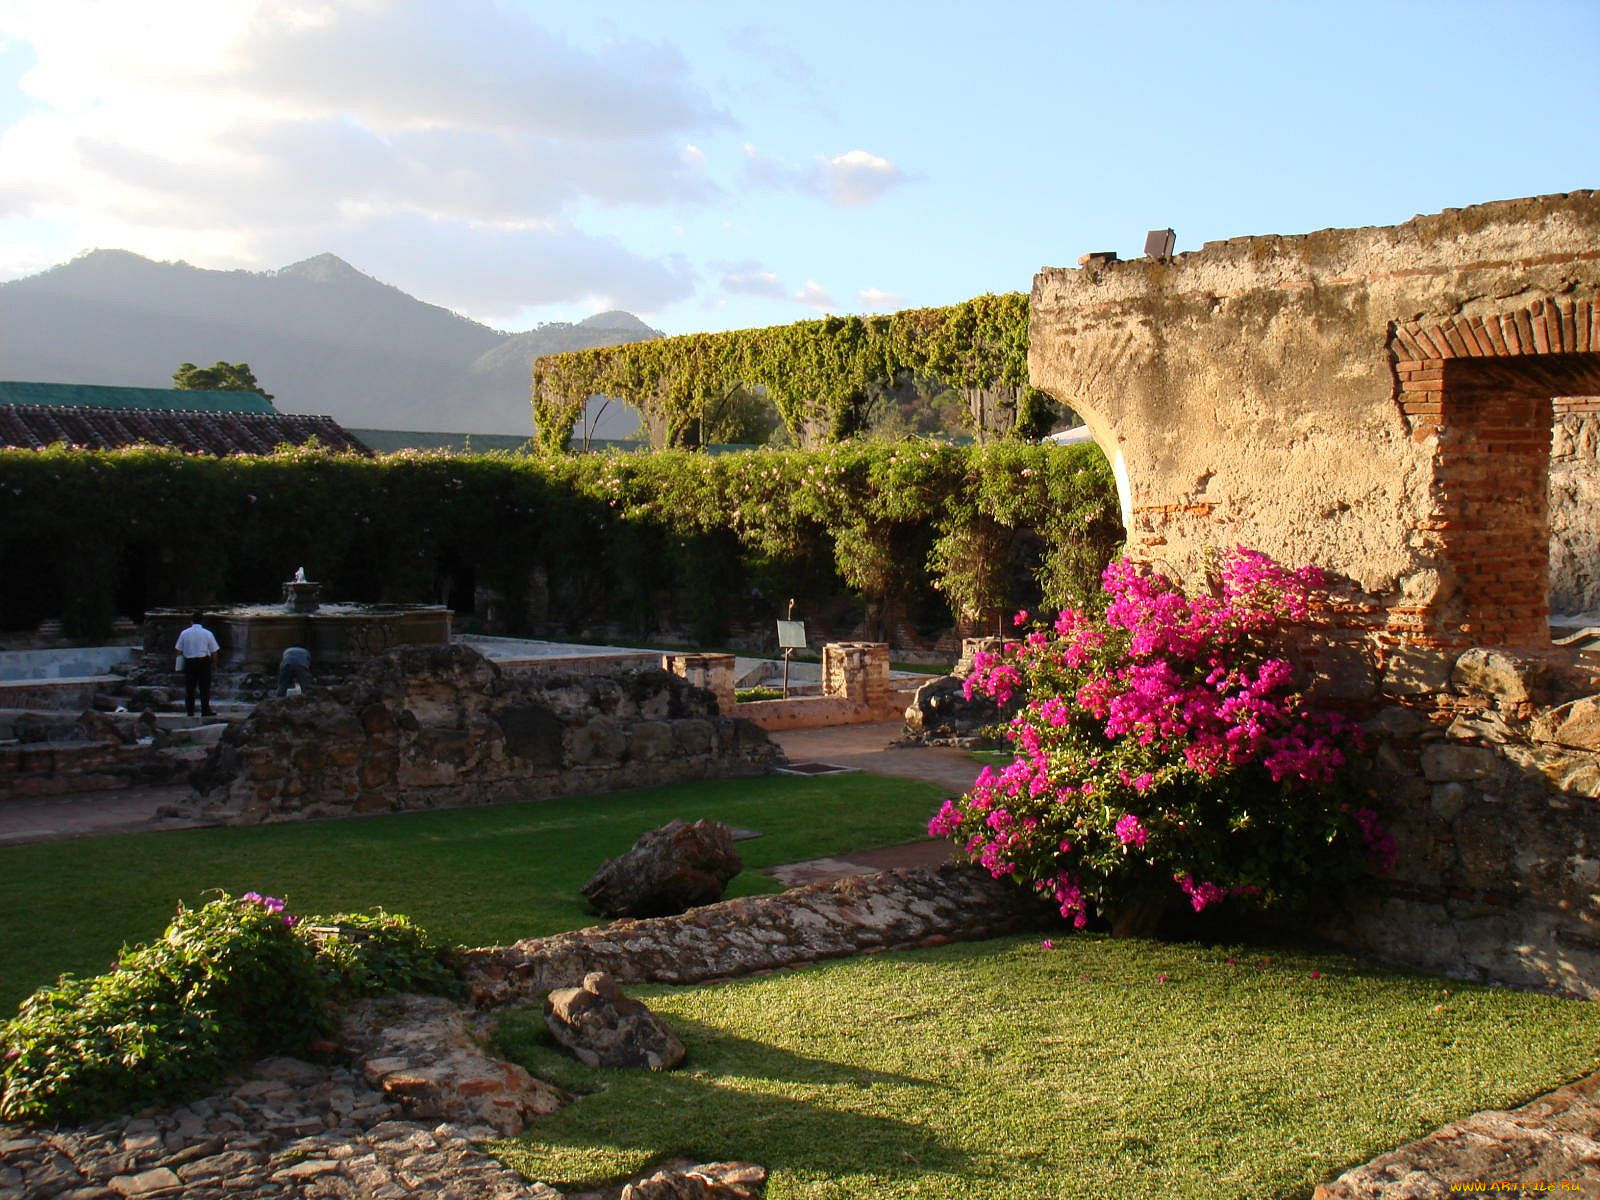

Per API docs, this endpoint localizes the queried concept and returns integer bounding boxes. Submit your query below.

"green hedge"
[0,440,1121,641]
[532,294,1057,451]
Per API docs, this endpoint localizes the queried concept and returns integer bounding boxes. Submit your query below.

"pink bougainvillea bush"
[931,547,1393,930]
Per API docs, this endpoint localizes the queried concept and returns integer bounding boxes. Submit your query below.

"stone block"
[495,704,564,766]
[671,718,715,757]
[358,752,396,789]
[545,972,685,1071]
[1530,695,1600,751]
[1452,647,1551,704]
[1381,648,1453,696]
[1419,743,1498,782]
[1363,704,1434,740]
[1302,640,1379,702]
[629,721,673,762]
[1430,781,1469,821]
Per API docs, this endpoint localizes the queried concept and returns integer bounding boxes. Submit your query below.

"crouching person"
[275,645,313,698]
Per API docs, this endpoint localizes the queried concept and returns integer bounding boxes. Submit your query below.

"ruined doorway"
[1393,302,1600,647]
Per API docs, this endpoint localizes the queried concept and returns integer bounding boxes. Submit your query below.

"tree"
[173,361,273,401]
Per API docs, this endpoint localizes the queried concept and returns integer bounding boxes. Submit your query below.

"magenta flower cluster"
[240,891,298,928]
[933,547,1387,927]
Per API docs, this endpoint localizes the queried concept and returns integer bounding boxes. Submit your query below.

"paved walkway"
[0,782,202,844]
[771,720,985,794]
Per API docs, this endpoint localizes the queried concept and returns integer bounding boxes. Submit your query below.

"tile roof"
[0,405,372,456]
[0,380,278,414]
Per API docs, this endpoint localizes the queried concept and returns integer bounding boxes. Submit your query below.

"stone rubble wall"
[1313,1068,1600,1200]
[0,1054,564,1200]
[187,644,782,824]
[1329,647,1600,999]
[1550,404,1600,617]
[457,863,1043,1009]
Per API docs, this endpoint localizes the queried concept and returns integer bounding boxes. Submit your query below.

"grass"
[0,772,944,1011]
[490,934,1600,1200]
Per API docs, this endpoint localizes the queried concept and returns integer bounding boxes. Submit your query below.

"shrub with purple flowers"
[0,892,455,1124]
[931,547,1390,930]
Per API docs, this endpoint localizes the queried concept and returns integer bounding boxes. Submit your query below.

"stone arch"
[1389,299,1600,645]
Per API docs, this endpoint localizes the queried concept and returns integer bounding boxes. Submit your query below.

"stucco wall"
[1030,192,1600,632]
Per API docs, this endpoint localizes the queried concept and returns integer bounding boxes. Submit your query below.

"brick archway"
[1391,299,1600,646]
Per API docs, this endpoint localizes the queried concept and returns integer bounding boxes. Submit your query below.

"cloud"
[857,287,904,310]
[740,142,908,207]
[0,0,724,319]
[719,261,789,300]
[794,280,836,311]
[822,150,906,207]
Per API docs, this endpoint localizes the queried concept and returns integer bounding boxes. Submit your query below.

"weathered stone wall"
[1337,649,1600,998]
[1030,191,1600,650]
[189,644,781,823]
[457,863,1042,1009]
[1550,403,1600,616]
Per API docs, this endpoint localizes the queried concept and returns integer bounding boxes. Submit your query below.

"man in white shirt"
[175,612,221,718]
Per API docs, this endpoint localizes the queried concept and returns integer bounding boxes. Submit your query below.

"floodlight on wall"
[1144,228,1176,259]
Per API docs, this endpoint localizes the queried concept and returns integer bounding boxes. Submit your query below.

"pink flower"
[1114,813,1148,850]
[1040,939,1054,950]
[1012,609,1030,627]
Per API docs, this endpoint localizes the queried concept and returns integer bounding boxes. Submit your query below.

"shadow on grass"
[491,1007,970,1192]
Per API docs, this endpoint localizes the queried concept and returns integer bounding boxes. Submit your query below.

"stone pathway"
[0,782,203,845]
[770,720,985,796]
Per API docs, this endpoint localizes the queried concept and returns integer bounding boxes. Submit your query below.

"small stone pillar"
[822,642,890,707]
[956,637,1010,678]
[661,653,736,713]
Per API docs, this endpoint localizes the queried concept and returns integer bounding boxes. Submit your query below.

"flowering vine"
[931,547,1389,929]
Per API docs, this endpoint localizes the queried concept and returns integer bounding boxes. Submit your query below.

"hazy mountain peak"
[0,247,661,436]
[577,310,658,335]
[276,253,370,285]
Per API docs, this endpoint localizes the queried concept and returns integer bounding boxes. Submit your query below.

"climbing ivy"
[532,293,1060,451]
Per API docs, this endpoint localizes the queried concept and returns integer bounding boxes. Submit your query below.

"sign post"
[775,598,806,698]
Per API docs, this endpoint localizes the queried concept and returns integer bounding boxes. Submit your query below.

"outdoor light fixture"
[1144,228,1176,259]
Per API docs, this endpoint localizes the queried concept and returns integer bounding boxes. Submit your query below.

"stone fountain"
[142,572,451,679]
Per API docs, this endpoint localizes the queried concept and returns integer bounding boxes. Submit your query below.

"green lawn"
[0,773,944,1011]
[491,934,1600,1200]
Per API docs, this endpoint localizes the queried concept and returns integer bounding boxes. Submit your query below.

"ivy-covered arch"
[531,293,1061,451]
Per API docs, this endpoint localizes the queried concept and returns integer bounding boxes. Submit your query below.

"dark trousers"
[183,657,214,716]
[275,661,313,697]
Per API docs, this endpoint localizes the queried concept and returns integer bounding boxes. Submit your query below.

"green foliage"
[173,361,274,400]
[735,686,785,702]
[0,441,1121,638]
[302,910,458,999]
[531,293,1057,451]
[0,894,453,1125]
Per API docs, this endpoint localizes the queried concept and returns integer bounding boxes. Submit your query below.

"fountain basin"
[143,603,452,674]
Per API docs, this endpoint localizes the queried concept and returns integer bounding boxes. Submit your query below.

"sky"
[0,0,1596,336]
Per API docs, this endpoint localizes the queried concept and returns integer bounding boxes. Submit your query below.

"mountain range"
[0,250,661,435]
